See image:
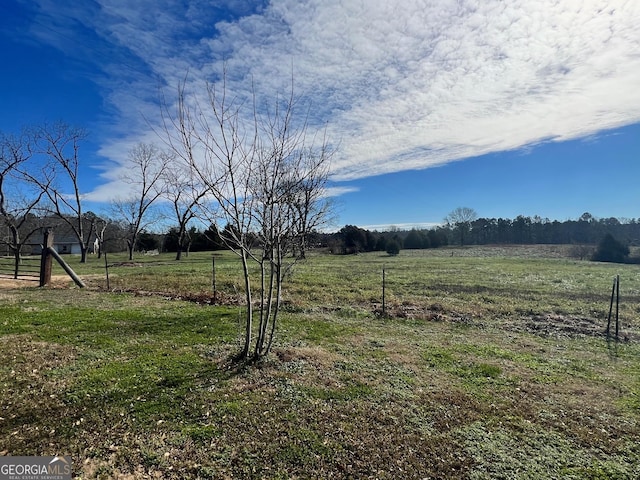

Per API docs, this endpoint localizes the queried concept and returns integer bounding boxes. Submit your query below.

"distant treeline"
[89,212,640,258]
[318,213,640,255]
[444,213,640,247]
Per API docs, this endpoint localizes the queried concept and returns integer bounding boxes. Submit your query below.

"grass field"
[1,246,639,479]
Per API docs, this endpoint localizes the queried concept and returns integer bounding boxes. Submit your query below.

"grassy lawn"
[1,246,639,479]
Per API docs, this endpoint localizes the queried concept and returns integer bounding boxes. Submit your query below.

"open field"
[1,246,639,479]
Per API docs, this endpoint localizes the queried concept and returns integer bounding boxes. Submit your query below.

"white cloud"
[25,0,640,197]
[324,185,359,198]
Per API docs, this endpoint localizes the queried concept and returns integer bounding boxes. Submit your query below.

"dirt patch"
[105,287,241,306]
[373,300,637,341]
[495,313,637,342]
[0,274,75,290]
[522,314,604,337]
[373,301,474,325]
[275,345,341,368]
[0,276,39,289]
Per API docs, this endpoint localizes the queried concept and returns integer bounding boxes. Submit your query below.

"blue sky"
[1,0,639,231]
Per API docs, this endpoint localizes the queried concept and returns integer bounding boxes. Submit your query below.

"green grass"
[1,246,639,478]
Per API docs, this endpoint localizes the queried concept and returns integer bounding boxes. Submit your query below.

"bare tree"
[162,166,208,260]
[289,145,333,259]
[249,98,333,356]
[32,122,94,262]
[445,206,478,246]
[112,143,169,260]
[0,131,49,277]
[160,73,332,359]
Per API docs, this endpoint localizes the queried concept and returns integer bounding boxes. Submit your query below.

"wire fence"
[0,243,43,282]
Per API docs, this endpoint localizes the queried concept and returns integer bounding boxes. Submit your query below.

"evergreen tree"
[404,229,428,249]
[386,239,401,256]
[592,234,629,263]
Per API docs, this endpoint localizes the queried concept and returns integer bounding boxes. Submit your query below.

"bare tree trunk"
[175,226,189,261]
[255,256,267,356]
[9,227,20,279]
[83,219,96,262]
[255,250,276,357]
[239,250,253,359]
[127,238,135,261]
[265,250,283,356]
[298,238,306,259]
[12,248,20,279]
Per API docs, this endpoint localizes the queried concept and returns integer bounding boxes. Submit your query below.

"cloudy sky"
[1,0,639,229]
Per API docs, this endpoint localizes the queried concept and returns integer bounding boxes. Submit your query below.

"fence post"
[615,274,620,340]
[13,246,19,279]
[212,255,217,302]
[39,229,54,287]
[606,277,615,337]
[104,248,110,290]
[382,265,386,316]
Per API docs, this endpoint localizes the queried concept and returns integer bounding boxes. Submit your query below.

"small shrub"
[386,240,401,256]
[569,244,594,261]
